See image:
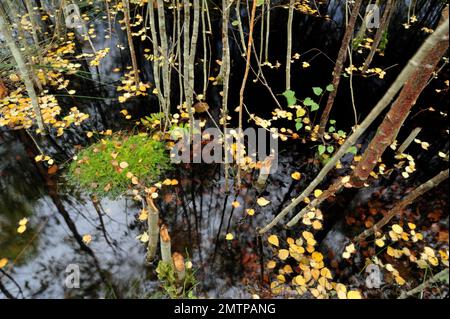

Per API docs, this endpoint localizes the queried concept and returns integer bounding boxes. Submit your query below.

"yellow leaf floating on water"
[313,189,323,198]
[294,275,306,286]
[343,243,356,259]
[395,276,406,286]
[231,201,241,208]
[312,220,322,230]
[138,209,148,221]
[312,251,323,262]
[225,233,234,240]
[392,224,403,234]
[267,260,277,269]
[0,258,8,269]
[347,290,362,299]
[17,225,27,234]
[278,249,289,260]
[139,232,149,243]
[256,197,271,207]
[82,234,92,244]
[246,208,255,216]
[268,235,279,247]
[375,238,385,247]
[19,218,28,226]
[291,171,302,180]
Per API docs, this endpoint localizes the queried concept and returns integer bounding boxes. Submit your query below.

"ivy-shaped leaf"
[348,146,358,155]
[318,145,326,155]
[282,89,297,107]
[310,102,320,112]
[326,84,334,92]
[312,87,323,96]
[303,97,314,106]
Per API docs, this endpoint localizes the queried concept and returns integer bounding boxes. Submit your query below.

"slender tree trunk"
[354,0,380,49]
[397,127,422,154]
[354,7,449,182]
[189,0,200,102]
[235,0,247,52]
[354,169,449,242]
[148,2,165,118]
[0,5,45,132]
[318,0,363,137]
[222,0,231,192]
[285,0,294,91]
[264,0,270,63]
[156,0,171,125]
[201,0,208,97]
[259,17,450,234]
[183,0,194,137]
[361,0,395,73]
[236,0,257,187]
[122,0,140,84]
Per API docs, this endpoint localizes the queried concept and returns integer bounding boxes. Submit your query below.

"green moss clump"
[67,133,171,197]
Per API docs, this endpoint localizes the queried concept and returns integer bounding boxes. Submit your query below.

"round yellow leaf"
[82,234,92,244]
[0,258,8,269]
[246,208,255,216]
[314,189,323,198]
[225,233,234,241]
[267,260,277,269]
[268,235,279,247]
[17,225,27,234]
[278,249,289,260]
[257,197,271,207]
[392,224,403,234]
[231,201,241,208]
[291,171,302,180]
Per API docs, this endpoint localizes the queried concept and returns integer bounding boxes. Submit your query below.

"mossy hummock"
[67,133,171,197]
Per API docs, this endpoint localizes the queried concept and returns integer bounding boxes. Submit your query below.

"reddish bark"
[353,7,449,182]
[318,0,363,137]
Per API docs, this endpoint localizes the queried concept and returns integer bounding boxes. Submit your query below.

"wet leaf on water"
[278,249,289,260]
[268,235,280,247]
[82,234,92,244]
[0,258,8,269]
[257,197,271,207]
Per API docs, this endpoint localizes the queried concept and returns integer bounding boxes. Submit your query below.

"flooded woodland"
[0,0,449,300]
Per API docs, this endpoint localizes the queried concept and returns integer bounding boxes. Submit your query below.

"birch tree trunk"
[285,0,294,91]
[148,3,165,117]
[318,0,363,137]
[222,0,231,191]
[122,0,140,84]
[183,0,194,137]
[156,0,171,124]
[0,5,45,132]
[236,0,258,187]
